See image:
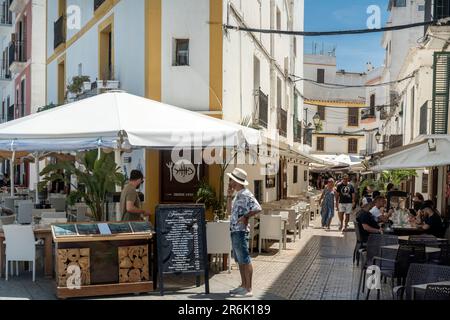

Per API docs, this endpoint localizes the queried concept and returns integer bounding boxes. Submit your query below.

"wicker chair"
[357,234,398,300]
[424,285,450,300]
[353,221,366,266]
[372,244,427,300]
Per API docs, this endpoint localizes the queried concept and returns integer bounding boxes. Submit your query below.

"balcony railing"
[7,104,13,121]
[294,120,302,143]
[0,59,11,80]
[304,129,313,147]
[54,15,66,49]
[254,88,268,128]
[361,107,376,120]
[0,0,12,25]
[9,40,26,67]
[94,0,106,11]
[277,108,287,137]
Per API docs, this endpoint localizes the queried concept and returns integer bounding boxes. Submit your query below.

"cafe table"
[411,281,450,300]
[381,244,441,254]
[398,236,448,243]
[0,225,54,278]
[388,225,425,236]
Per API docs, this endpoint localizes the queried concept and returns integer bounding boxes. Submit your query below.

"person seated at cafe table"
[415,206,445,238]
[356,202,383,243]
[120,170,151,221]
[369,196,392,224]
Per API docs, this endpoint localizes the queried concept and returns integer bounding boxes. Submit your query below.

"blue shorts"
[231,231,251,265]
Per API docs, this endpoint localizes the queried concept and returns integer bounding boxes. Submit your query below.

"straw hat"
[227,168,249,186]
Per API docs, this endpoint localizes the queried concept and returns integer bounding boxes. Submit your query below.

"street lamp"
[375,131,382,144]
[313,112,321,130]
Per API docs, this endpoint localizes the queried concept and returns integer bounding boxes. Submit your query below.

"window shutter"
[432,52,450,134]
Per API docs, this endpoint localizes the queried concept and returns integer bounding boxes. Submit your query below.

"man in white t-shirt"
[369,196,391,223]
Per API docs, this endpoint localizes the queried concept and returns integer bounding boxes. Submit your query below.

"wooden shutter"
[316,137,324,151]
[317,69,325,83]
[432,52,450,134]
[348,108,359,126]
[348,139,358,154]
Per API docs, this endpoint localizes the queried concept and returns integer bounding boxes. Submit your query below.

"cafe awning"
[0,91,261,151]
[370,135,450,171]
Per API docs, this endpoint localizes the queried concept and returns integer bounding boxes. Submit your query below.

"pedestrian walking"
[336,174,356,231]
[319,178,336,230]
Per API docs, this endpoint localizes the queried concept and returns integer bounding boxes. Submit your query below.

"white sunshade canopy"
[0,91,261,151]
[370,135,450,171]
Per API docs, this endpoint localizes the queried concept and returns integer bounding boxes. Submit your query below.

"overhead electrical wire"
[224,18,450,37]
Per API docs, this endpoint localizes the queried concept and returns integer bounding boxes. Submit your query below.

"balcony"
[9,40,26,74]
[0,59,11,84]
[94,0,106,11]
[294,120,302,143]
[7,104,13,121]
[0,1,13,37]
[361,107,376,122]
[9,0,28,15]
[277,108,287,137]
[54,15,66,49]
[303,129,313,147]
[254,88,268,128]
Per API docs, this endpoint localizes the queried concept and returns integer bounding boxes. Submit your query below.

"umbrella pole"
[114,149,122,193]
[35,153,40,205]
[10,151,15,197]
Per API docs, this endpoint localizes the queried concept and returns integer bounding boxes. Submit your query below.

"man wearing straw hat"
[226,168,262,298]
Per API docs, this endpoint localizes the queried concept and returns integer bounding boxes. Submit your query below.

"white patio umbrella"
[0,90,261,195]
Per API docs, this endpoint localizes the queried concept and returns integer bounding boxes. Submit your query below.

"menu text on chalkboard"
[155,204,209,296]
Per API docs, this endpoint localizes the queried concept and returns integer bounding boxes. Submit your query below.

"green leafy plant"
[67,75,91,95]
[194,180,221,214]
[37,103,58,113]
[359,169,417,197]
[315,121,323,132]
[39,150,125,221]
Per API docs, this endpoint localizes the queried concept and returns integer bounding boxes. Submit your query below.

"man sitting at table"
[418,206,445,238]
[369,196,392,224]
[356,202,383,243]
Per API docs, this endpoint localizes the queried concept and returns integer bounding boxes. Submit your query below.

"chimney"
[366,62,374,72]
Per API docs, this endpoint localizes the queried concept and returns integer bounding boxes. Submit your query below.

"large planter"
[83,81,91,92]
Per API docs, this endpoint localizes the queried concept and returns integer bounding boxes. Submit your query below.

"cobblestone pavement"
[0,216,394,300]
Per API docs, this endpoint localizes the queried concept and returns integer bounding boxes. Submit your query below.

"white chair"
[74,203,88,222]
[3,225,36,282]
[206,221,231,273]
[17,202,34,225]
[49,197,67,212]
[32,208,56,219]
[259,215,284,254]
[281,210,301,242]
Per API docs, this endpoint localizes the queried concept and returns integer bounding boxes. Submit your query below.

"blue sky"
[305,0,389,72]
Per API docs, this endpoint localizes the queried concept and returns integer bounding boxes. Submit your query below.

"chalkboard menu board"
[155,204,209,296]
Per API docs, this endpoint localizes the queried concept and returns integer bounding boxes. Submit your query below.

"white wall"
[161,0,209,111]
[312,135,365,155]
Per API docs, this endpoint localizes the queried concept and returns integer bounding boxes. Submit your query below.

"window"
[174,39,189,66]
[420,102,428,135]
[318,106,325,121]
[348,138,358,154]
[317,69,325,83]
[348,108,359,126]
[370,94,376,116]
[20,79,25,117]
[254,180,263,203]
[418,4,425,11]
[276,8,281,30]
[277,77,282,108]
[394,0,406,7]
[422,173,429,193]
[316,137,325,151]
[293,166,298,184]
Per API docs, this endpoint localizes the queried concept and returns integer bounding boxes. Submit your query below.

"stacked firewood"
[118,245,150,283]
[57,248,90,287]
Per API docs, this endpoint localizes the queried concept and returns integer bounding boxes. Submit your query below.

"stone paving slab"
[0,216,395,300]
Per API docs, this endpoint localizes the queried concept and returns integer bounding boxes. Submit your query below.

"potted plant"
[194,180,223,221]
[67,75,91,96]
[39,150,125,221]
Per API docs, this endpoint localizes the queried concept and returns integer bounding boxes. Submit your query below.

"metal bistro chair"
[371,244,427,300]
[357,234,399,300]
[353,221,366,266]
[393,263,450,300]
[17,202,34,225]
[424,285,450,300]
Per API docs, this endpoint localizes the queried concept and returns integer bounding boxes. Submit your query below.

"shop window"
[174,39,189,66]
